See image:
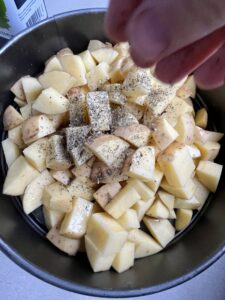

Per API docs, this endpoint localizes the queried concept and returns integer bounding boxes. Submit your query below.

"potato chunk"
[3,105,24,130]
[158,190,175,210]
[3,156,39,196]
[86,91,112,131]
[21,77,42,102]
[175,209,193,231]
[44,55,63,73]
[112,242,135,273]
[86,62,109,91]
[60,197,93,238]
[8,124,25,148]
[128,178,155,201]
[10,77,26,100]
[92,48,118,64]
[43,207,64,230]
[94,182,121,208]
[117,209,140,230]
[50,170,73,186]
[176,76,196,98]
[102,83,127,105]
[67,178,94,201]
[174,196,200,210]
[160,177,196,199]
[195,108,208,129]
[132,198,154,222]
[195,141,220,161]
[175,113,195,144]
[146,198,169,219]
[86,212,128,255]
[111,108,139,131]
[2,138,21,167]
[79,50,96,72]
[67,87,88,126]
[145,165,164,192]
[193,177,210,209]
[196,161,223,192]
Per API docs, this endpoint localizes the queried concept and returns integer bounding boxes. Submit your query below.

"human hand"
[105,0,225,89]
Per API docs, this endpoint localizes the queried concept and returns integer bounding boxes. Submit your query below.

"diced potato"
[195,141,220,161]
[8,124,25,148]
[146,198,169,219]
[86,212,128,256]
[175,113,195,144]
[47,226,80,256]
[117,209,140,230]
[2,138,21,167]
[176,76,196,98]
[56,47,73,58]
[86,91,112,131]
[196,161,223,192]
[160,177,196,199]
[3,156,39,196]
[143,217,175,247]
[67,178,94,201]
[47,112,69,130]
[114,42,129,59]
[206,131,224,142]
[50,170,73,185]
[22,170,54,214]
[132,198,155,222]
[21,77,42,102]
[20,103,32,120]
[79,50,96,72]
[92,202,104,214]
[123,102,145,120]
[111,107,139,131]
[174,196,200,210]
[112,242,135,273]
[158,142,195,187]
[85,235,116,272]
[194,127,224,144]
[152,118,178,151]
[43,206,64,230]
[86,134,129,167]
[158,190,175,210]
[92,48,118,64]
[128,229,162,258]
[43,182,72,213]
[44,55,63,73]
[71,159,95,185]
[114,124,151,148]
[86,62,110,91]
[168,209,176,219]
[145,165,164,192]
[87,40,106,52]
[127,146,155,181]
[193,177,210,209]
[10,77,26,100]
[33,88,69,114]
[175,209,193,231]
[105,184,140,219]
[187,145,201,159]
[38,71,75,95]
[23,137,48,172]
[3,105,24,130]
[46,135,72,171]
[109,57,126,83]
[14,97,26,107]
[120,56,135,78]
[195,108,208,129]
[122,68,151,98]
[102,83,127,105]
[94,182,121,208]
[60,197,93,238]
[59,54,87,87]
[128,178,155,202]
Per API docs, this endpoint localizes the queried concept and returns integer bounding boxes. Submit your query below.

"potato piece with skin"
[33,88,69,115]
[102,83,127,105]
[71,160,95,186]
[21,77,43,103]
[79,50,96,72]
[47,226,80,256]
[22,170,54,214]
[143,217,175,247]
[86,212,128,256]
[176,76,196,99]
[60,197,93,238]
[127,146,155,181]
[145,165,164,192]
[20,103,32,120]
[158,142,195,187]
[14,97,26,107]
[86,62,110,91]
[44,55,63,73]
[23,137,48,172]
[59,54,87,87]
[46,112,69,130]
[46,135,72,171]
[105,184,141,219]
[196,161,223,192]
[3,105,24,130]
[187,145,201,159]
[94,182,121,209]
[10,77,26,100]
[111,108,139,131]
[195,141,220,161]
[87,91,112,131]
[85,235,116,272]
[86,134,130,168]
[152,118,178,151]
[38,71,75,95]
[174,196,200,210]
[117,209,140,230]
[3,156,39,196]
[67,178,94,201]
[112,242,135,273]
[114,124,151,148]
[43,182,72,213]
[195,108,208,129]
[8,124,25,148]
[123,102,145,120]
[160,177,196,199]
[175,113,195,144]
[127,178,155,202]
[128,229,162,259]
[193,177,210,210]
[158,190,175,210]
[43,206,64,230]
[175,209,193,231]
[50,170,73,186]
[132,198,155,222]
[2,138,21,167]
[146,198,169,219]
[92,48,118,64]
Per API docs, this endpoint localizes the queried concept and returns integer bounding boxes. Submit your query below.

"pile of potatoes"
[2,40,224,274]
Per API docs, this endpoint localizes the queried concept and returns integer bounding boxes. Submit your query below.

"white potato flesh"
[145,165,164,192]
[175,113,195,144]
[23,137,48,172]
[33,87,69,114]
[196,161,223,192]
[86,62,110,91]
[112,242,135,273]
[128,229,162,259]
[3,105,24,130]
[56,47,73,58]
[158,190,175,210]
[102,83,127,105]
[67,178,94,201]
[146,198,169,219]
[3,156,39,196]
[60,197,93,238]
[44,55,63,73]
[128,178,155,202]
[22,169,54,214]
[79,50,96,72]
[86,212,128,256]
[187,145,201,159]
[195,108,208,129]
[160,177,196,199]
[175,209,193,231]
[117,209,140,230]
[94,182,121,208]
[2,138,21,167]
[195,141,220,161]
[43,207,64,230]
[21,77,42,102]
[143,217,175,247]
[8,124,25,148]
[193,177,210,210]
[123,102,145,120]
[174,196,200,210]
[85,235,116,272]
[50,170,73,186]
[14,97,26,107]
[109,57,126,83]
[111,108,139,131]
[10,77,26,100]
[194,126,224,144]
[92,48,118,64]
[87,40,106,52]
[176,76,196,99]
[20,103,32,120]
[132,198,155,222]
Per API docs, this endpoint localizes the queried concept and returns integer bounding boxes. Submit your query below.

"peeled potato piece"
[2,138,21,167]
[44,55,63,73]
[21,77,42,103]
[43,207,64,230]
[94,182,121,209]
[195,108,208,129]
[79,50,96,72]
[175,209,193,231]
[3,105,24,130]
[112,242,135,273]
[117,209,140,230]
[146,198,169,219]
